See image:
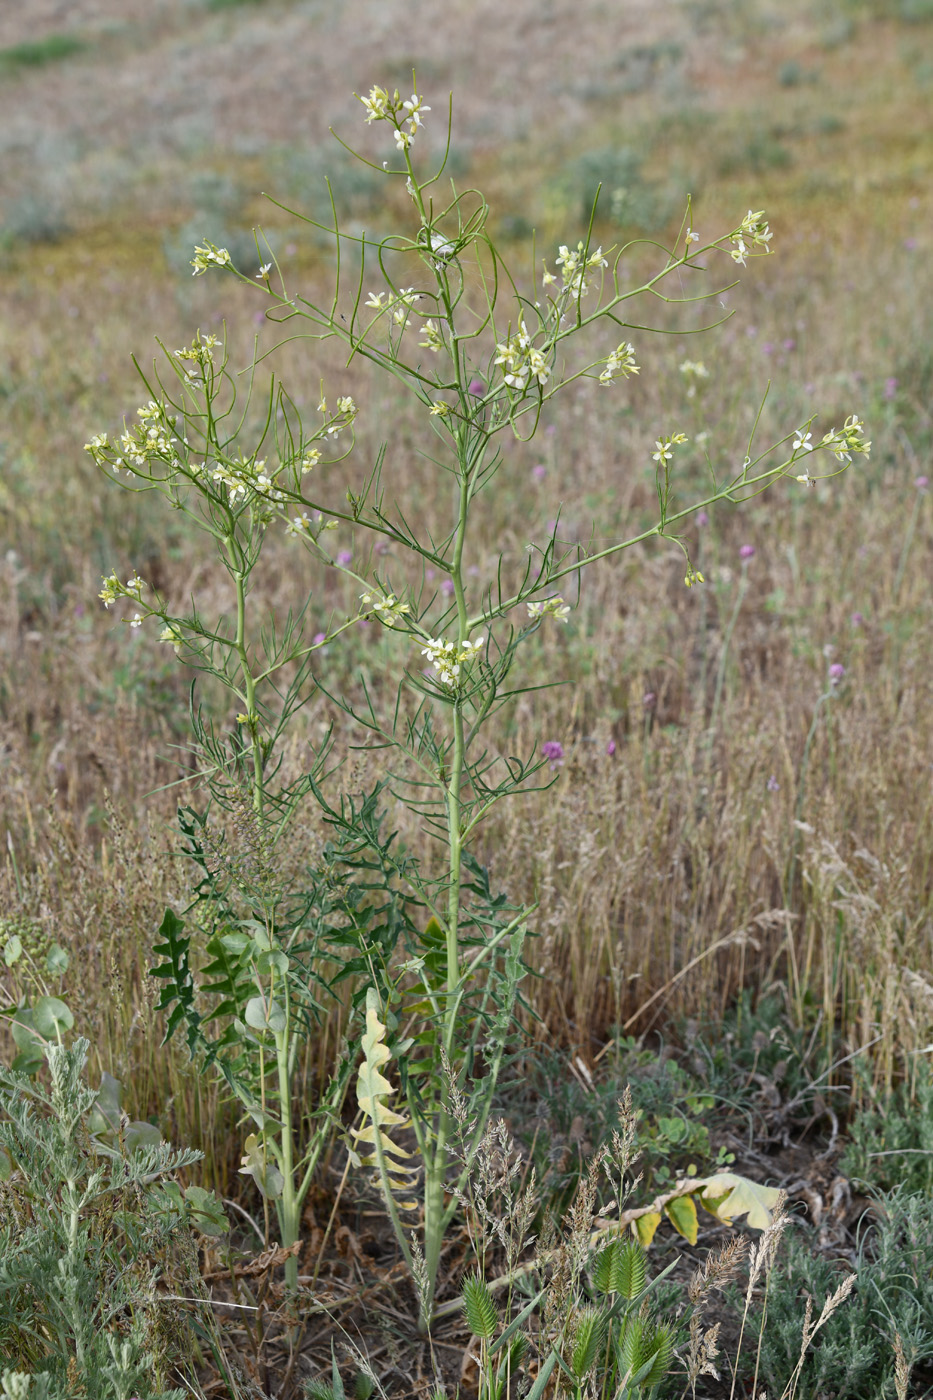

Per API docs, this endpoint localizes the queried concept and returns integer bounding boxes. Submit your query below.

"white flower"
[129,613,143,628]
[792,430,814,453]
[653,440,673,464]
[527,596,571,623]
[256,263,272,279]
[190,243,232,276]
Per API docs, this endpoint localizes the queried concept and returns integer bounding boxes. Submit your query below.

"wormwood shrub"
[83,81,870,1324]
[0,1038,226,1400]
[740,1191,933,1400]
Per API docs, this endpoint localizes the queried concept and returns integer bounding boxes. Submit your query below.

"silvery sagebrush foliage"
[0,1037,225,1400]
[83,80,870,1323]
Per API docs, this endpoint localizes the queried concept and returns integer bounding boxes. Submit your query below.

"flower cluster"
[599,341,640,387]
[679,360,710,397]
[360,591,411,628]
[420,634,484,689]
[494,321,550,393]
[190,242,232,276]
[729,210,773,267]
[418,319,445,353]
[526,595,571,623]
[652,432,689,464]
[793,415,871,484]
[542,241,608,303]
[172,331,221,384]
[358,86,430,151]
[85,402,181,478]
[365,287,421,332]
[319,394,359,438]
[285,509,338,540]
[98,570,146,623]
[684,565,706,588]
[174,331,220,366]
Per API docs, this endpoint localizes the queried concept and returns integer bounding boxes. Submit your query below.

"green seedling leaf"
[3,934,23,966]
[239,1132,285,1199]
[244,995,287,1033]
[185,1184,230,1237]
[665,1192,699,1245]
[45,942,69,976]
[633,1210,662,1247]
[696,1171,781,1230]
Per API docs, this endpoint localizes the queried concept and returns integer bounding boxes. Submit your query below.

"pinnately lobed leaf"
[695,1171,781,1230]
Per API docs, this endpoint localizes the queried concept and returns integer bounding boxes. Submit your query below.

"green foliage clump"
[842,1061,933,1196]
[741,1192,933,1400]
[0,35,85,71]
[0,1038,221,1400]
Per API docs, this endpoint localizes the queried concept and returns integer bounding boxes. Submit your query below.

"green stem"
[274,980,298,1290]
[231,551,263,812]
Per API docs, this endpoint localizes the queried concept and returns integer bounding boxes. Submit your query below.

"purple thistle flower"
[884,377,898,401]
[739,544,756,560]
[782,338,796,352]
[312,631,327,646]
[851,612,864,626]
[766,775,780,792]
[696,509,709,527]
[828,662,846,684]
[606,739,616,756]
[915,475,929,491]
[336,550,352,566]
[468,378,485,397]
[642,691,657,709]
[532,464,547,481]
[541,740,564,769]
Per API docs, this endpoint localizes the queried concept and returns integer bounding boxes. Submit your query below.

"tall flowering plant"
[85,83,869,1320]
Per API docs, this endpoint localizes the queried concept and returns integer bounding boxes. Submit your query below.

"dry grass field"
[2,0,933,1395]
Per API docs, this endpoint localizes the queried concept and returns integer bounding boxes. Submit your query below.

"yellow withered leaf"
[695,1172,780,1231]
[632,1211,662,1247]
[664,1192,699,1245]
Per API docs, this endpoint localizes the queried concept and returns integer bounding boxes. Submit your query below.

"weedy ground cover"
[0,0,932,1396]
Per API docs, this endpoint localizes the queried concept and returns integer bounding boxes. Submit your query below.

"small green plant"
[85,81,869,1324]
[0,1037,226,1399]
[0,35,85,70]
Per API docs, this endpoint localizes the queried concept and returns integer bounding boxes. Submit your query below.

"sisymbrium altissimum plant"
[85,81,870,1322]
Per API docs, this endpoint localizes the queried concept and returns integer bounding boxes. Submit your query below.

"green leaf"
[665,1192,699,1245]
[219,932,252,954]
[244,995,287,1033]
[256,949,290,977]
[3,934,23,966]
[150,905,202,1052]
[185,1184,230,1237]
[45,942,69,976]
[32,996,73,1037]
[124,1120,163,1152]
[86,1071,123,1137]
